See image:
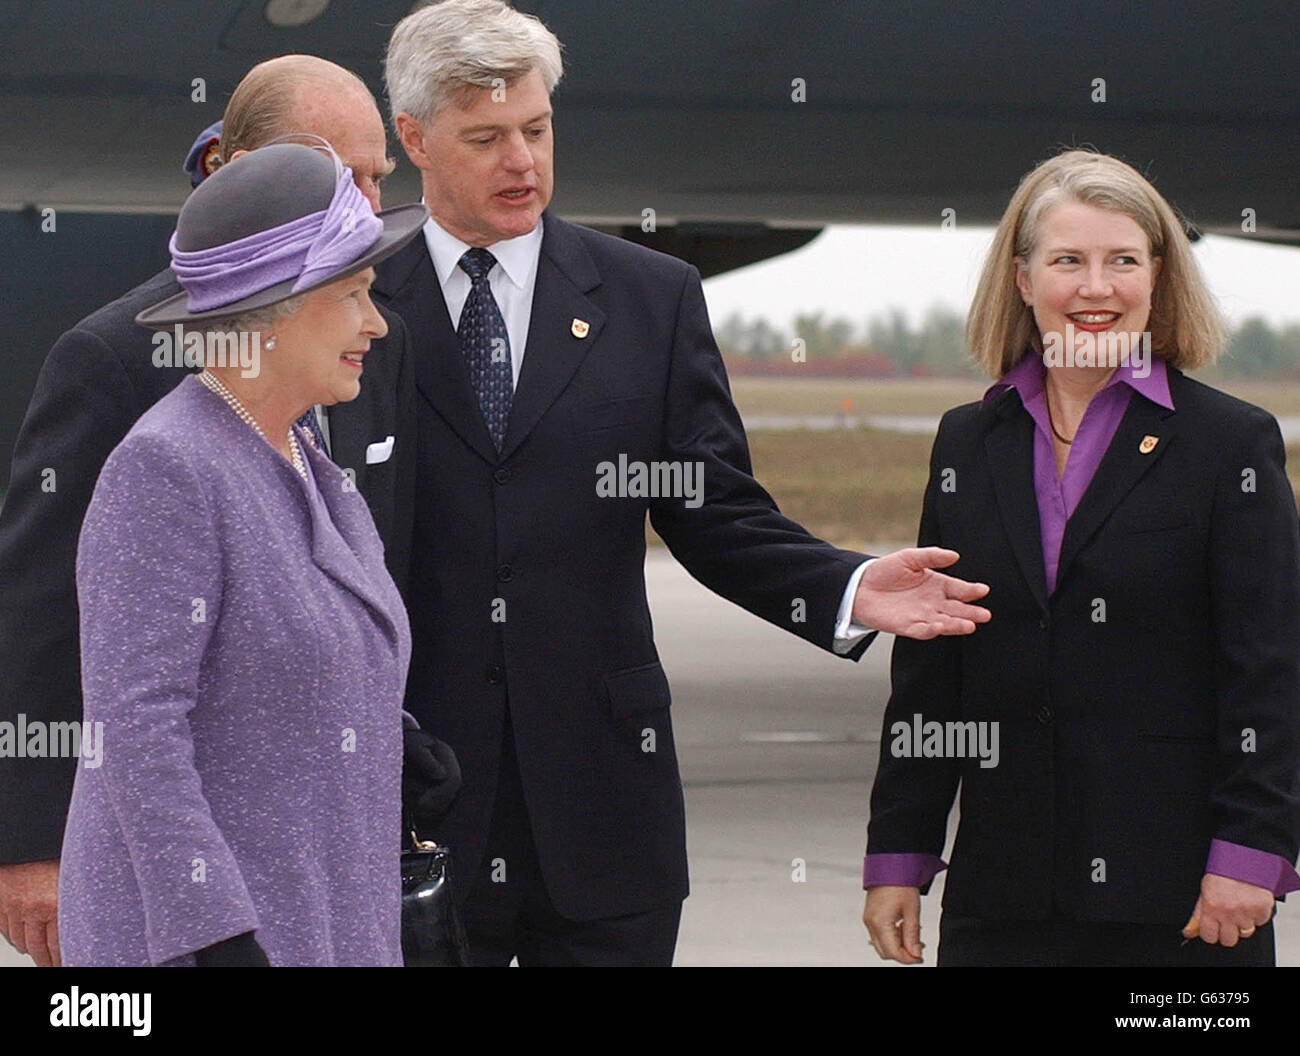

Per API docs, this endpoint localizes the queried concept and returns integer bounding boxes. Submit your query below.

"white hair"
[384,0,564,124]
[205,295,305,336]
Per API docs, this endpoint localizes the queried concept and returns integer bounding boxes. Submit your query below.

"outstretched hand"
[852,547,990,639]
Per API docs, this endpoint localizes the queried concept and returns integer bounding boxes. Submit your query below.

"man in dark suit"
[0,55,423,966]
[378,0,991,965]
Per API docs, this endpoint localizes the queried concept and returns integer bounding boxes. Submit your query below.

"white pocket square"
[365,436,395,465]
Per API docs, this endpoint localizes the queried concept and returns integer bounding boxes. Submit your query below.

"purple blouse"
[864,356,1300,897]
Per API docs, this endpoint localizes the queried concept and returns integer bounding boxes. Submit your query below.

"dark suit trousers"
[459,712,683,966]
[937,911,1275,967]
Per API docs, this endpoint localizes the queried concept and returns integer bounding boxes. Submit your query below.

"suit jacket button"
[497,564,513,582]
[1036,705,1052,724]
[493,467,511,484]
[486,664,504,685]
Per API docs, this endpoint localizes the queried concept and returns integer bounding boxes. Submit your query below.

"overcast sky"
[702,226,1300,335]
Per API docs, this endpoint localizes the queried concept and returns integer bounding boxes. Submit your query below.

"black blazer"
[866,368,1300,924]
[374,213,869,921]
[0,269,416,862]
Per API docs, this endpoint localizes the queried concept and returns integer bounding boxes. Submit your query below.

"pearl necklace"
[197,371,307,479]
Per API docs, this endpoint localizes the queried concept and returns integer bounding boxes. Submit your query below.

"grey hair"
[384,0,564,124]
[204,294,306,336]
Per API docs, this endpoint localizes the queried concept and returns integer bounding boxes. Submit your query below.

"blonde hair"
[966,149,1224,377]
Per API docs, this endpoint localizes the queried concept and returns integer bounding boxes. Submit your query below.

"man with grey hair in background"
[378,0,989,966]
[0,54,459,967]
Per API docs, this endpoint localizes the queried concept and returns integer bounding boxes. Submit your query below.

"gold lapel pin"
[1139,435,1159,454]
[571,318,590,339]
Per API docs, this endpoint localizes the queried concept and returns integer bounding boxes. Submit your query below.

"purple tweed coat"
[59,374,412,966]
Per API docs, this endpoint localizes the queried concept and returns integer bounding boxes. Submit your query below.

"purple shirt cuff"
[1205,839,1300,896]
[863,853,947,889]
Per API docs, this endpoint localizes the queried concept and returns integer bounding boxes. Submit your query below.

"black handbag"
[400,828,471,966]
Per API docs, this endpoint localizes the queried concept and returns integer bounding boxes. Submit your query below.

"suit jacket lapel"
[373,237,498,465]
[1056,392,1175,586]
[984,390,1050,613]
[500,215,606,460]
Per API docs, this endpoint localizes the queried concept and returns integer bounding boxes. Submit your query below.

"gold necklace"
[197,371,307,479]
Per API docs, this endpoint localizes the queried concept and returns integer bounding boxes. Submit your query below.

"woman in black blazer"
[862,149,1300,966]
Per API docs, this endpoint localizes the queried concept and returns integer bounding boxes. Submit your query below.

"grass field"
[648,376,1300,550]
[744,427,932,551]
[728,375,1300,419]
[728,377,986,418]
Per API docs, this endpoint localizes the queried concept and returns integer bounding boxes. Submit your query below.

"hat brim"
[135,202,429,329]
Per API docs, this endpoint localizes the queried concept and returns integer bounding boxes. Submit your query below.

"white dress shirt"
[421,214,544,387]
[311,218,541,460]
[835,561,874,652]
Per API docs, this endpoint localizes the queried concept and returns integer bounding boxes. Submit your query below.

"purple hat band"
[168,166,384,312]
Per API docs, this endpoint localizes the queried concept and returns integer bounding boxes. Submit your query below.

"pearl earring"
[264,335,276,349]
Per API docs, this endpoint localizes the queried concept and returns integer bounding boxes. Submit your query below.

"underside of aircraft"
[0,0,1295,468]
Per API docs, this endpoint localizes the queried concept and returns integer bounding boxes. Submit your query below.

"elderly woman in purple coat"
[58,144,431,966]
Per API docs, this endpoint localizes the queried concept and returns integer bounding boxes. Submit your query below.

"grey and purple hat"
[137,142,427,329]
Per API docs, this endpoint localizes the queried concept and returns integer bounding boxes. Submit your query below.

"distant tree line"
[714,307,1300,379]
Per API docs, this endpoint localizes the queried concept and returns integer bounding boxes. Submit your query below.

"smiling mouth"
[341,351,365,369]
[1067,312,1122,325]
[497,188,533,200]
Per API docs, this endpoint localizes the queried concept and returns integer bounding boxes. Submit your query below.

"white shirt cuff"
[833,559,875,654]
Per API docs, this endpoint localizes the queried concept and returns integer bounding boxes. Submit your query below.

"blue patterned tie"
[457,248,513,452]
[295,407,328,452]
